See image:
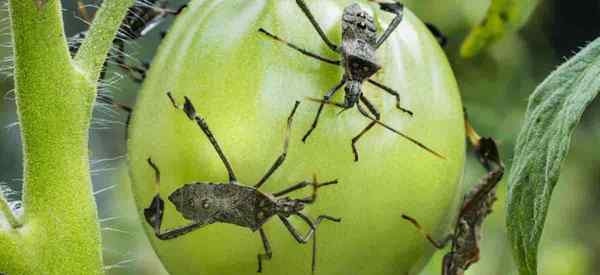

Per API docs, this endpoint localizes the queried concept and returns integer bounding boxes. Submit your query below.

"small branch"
[74,0,136,80]
[0,195,21,229]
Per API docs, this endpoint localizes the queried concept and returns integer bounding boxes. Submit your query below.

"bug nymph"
[259,0,445,161]
[401,118,505,275]
[143,93,341,273]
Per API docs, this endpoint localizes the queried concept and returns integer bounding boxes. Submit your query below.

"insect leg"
[355,100,446,159]
[143,158,164,233]
[167,92,238,182]
[255,101,301,189]
[257,228,272,273]
[425,22,448,47]
[366,79,413,116]
[401,214,453,249]
[460,112,504,214]
[279,214,340,243]
[302,79,346,142]
[257,28,341,65]
[350,97,380,162]
[279,213,341,274]
[295,0,339,52]
[441,253,455,275]
[154,222,207,240]
[143,158,209,240]
[273,175,337,198]
[297,175,338,203]
[371,1,405,49]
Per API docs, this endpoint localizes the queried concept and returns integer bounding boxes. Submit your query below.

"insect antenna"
[305,97,346,108]
[307,97,445,159]
[355,102,446,159]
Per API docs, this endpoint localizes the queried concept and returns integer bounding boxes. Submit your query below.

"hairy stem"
[2,0,134,274]
[75,0,136,80]
[0,194,20,228]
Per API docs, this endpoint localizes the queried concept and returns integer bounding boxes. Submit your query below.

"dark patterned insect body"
[402,117,505,275]
[143,94,341,273]
[259,0,444,161]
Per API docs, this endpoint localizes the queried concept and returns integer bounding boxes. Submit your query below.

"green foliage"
[506,37,600,275]
[0,0,134,274]
[460,0,539,58]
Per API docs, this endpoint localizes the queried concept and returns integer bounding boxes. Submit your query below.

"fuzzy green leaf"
[460,0,539,58]
[506,37,600,275]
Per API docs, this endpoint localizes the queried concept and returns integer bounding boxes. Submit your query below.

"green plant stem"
[75,0,136,80]
[2,0,134,274]
[0,195,20,228]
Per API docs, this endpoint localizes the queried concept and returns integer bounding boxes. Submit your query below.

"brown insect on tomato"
[258,0,445,162]
[402,112,505,275]
[143,94,341,274]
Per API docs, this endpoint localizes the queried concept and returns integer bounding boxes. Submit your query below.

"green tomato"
[128,0,465,274]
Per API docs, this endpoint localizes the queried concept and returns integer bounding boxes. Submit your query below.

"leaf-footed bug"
[401,113,505,275]
[143,94,341,273]
[258,0,444,161]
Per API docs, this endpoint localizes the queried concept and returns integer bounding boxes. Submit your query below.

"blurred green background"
[0,0,599,274]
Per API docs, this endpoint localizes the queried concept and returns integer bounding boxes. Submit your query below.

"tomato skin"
[128,1,465,274]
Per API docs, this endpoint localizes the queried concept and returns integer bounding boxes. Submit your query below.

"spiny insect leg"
[366,79,413,116]
[302,79,346,142]
[257,28,340,65]
[401,214,453,249]
[166,92,238,182]
[351,97,380,162]
[295,0,339,52]
[255,101,301,189]
[257,228,272,273]
[369,0,405,49]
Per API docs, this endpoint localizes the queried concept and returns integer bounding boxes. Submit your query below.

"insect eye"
[358,22,367,29]
[357,12,366,18]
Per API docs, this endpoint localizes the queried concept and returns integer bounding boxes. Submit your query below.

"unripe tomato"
[128,0,465,274]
